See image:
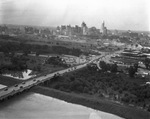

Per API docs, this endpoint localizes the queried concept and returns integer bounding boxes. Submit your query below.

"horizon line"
[0,23,149,33]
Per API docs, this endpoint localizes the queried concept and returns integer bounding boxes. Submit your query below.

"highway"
[0,50,124,101]
[95,50,130,68]
[0,54,102,101]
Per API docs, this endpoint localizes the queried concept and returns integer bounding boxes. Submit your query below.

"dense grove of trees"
[0,41,87,56]
[0,40,87,73]
[144,58,150,69]
[127,63,139,78]
[99,61,140,78]
[45,56,68,68]
[99,61,118,73]
[0,55,28,74]
[42,64,150,111]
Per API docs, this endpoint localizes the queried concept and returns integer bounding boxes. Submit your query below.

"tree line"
[42,63,150,111]
[0,41,87,56]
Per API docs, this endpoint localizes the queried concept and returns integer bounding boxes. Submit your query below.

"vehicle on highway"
[65,71,68,73]
[11,89,15,93]
[20,86,23,89]
[53,72,60,77]
[53,74,57,77]
[4,88,8,91]
[14,84,18,87]
[22,82,25,84]
[33,79,36,81]
[37,80,40,83]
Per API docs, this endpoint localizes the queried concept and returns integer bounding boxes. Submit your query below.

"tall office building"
[81,22,88,35]
[101,21,107,36]
[101,21,105,32]
[66,25,72,36]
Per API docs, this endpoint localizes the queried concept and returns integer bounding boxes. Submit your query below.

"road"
[95,50,129,69]
[0,54,102,100]
[0,49,125,100]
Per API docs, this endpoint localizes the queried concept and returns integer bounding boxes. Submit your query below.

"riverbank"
[31,86,150,119]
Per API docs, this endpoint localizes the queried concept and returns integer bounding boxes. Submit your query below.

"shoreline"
[31,86,150,119]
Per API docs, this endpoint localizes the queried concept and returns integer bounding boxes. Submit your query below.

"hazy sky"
[0,0,149,31]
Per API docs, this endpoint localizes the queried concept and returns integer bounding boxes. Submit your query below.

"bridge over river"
[0,55,101,102]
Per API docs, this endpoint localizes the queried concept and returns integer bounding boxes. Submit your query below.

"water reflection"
[3,69,36,80]
[0,93,124,119]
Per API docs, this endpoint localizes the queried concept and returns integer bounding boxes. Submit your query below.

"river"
[0,92,124,119]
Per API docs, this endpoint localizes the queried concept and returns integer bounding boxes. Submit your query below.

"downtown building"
[101,21,107,36]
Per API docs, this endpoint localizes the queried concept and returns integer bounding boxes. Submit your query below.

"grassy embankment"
[31,86,150,119]
[0,75,22,86]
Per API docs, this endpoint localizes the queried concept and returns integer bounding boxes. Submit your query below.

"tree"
[110,63,118,73]
[36,52,40,56]
[46,56,68,67]
[3,47,9,56]
[99,61,108,72]
[37,65,41,71]
[10,51,15,57]
[83,87,89,93]
[143,58,150,69]
[128,66,136,77]
[87,63,98,71]
[10,56,28,71]
[133,63,138,72]
[23,50,30,56]
[0,64,3,74]
[148,105,150,112]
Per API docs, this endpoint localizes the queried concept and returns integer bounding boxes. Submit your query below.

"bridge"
[0,55,102,102]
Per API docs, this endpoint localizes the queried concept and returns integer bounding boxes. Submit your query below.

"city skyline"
[0,0,149,31]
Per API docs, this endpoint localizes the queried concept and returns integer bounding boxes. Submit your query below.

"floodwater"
[3,69,36,80]
[0,93,124,119]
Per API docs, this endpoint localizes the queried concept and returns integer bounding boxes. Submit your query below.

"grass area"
[0,75,22,86]
[31,86,150,119]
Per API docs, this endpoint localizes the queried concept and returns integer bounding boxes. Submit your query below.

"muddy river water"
[0,92,124,119]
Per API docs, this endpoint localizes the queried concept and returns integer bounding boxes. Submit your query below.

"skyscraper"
[101,21,107,36]
[66,25,72,36]
[101,21,105,33]
[81,22,88,35]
